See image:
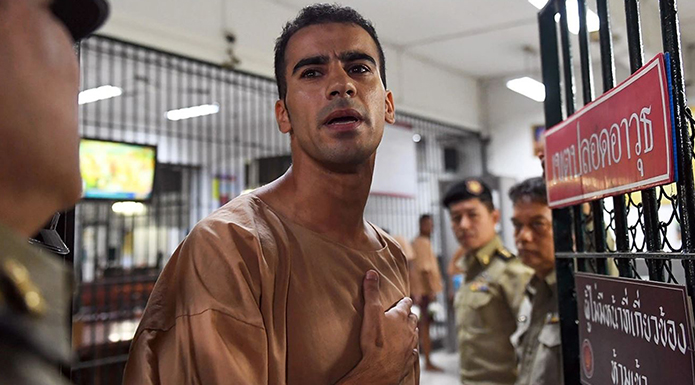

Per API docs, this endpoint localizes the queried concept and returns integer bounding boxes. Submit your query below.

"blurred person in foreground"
[409,214,443,371]
[442,178,532,385]
[509,177,563,385]
[124,4,419,384]
[0,0,108,383]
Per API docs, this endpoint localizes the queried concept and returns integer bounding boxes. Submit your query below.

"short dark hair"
[273,3,387,100]
[419,214,432,224]
[508,177,548,206]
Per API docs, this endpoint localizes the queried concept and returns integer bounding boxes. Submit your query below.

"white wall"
[483,78,544,181]
[99,0,482,131]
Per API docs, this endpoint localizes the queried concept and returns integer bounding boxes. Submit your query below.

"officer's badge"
[466,180,483,195]
[469,282,489,292]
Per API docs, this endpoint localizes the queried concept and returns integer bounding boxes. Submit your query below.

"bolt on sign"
[544,53,675,208]
[576,273,695,385]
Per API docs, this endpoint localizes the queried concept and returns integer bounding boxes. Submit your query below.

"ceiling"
[273,0,695,80]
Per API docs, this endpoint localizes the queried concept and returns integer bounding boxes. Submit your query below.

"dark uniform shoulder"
[0,226,72,385]
[494,246,515,261]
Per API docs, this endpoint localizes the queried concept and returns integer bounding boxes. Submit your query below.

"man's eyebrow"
[292,55,329,75]
[338,51,377,66]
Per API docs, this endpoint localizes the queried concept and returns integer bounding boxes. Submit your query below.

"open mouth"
[326,116,360,125]
[323,109,363,129]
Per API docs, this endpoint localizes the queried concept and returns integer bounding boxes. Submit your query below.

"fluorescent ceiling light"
[529,0,600,34]
[506,77,546,102]
[78,85,123,105]
[112,201,147,216]
[166,103,220,121]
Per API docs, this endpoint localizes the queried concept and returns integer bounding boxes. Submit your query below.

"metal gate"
[537,0,693,383]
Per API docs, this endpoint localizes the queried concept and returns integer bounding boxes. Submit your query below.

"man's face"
[420,217,433,236]
[448,198,499,251]
[275,23,395,169]
[512,200,555,277]
[0,0,82,208]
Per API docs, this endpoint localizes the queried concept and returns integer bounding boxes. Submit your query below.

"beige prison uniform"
[123,193,418,385]
[0,224,73,385]
[392,235,416,262]
[511,272,563,385]
[455,236,533,385]
[409,236,443,297]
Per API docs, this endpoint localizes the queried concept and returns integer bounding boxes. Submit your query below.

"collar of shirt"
[526,271,558,301]
[465,235,503,270]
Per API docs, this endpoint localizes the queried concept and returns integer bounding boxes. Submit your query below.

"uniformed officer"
[442,178,533,385]
[0,0,108,383]
[508,177,563,385]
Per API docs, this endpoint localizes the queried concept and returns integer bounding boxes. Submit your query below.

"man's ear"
[492,209,501,225]
[275,99,292,134]
[384,90,395,124]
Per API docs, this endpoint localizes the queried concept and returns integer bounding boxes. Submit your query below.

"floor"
[420,350,460,385]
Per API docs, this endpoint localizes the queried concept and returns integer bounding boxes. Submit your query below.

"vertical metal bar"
[176,57,184,236]
[577,0,594,106]
[624,0,664,281]
[577,0,607,273]
[659,0,695,301]
[597,0,632,278]
[539,2,579,383]
[143,48,152,275]
[91,38,105,384]
[558,0,587,274]
[559,0,576,117]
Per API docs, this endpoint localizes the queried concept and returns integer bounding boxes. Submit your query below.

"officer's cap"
[51,0,109,41]
[442,178,494,209]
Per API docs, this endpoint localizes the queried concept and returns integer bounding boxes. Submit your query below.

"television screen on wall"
[79,138,157,201]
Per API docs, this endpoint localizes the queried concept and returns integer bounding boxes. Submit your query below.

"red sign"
[576,273,695,385]
[544,54,674,208]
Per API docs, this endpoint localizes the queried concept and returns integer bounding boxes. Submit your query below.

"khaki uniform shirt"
[454,236,533,385]
[511,272,563,385]
[0,223,73,385]
[124,194,418,384]
[409,236,443,297]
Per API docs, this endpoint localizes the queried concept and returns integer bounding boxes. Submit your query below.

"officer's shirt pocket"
[462,291,493,333]
[532,322,563,385]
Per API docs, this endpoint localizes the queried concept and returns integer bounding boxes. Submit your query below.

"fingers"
[408,312,419,329]
[391,296,413,318]
[361,270,385,348]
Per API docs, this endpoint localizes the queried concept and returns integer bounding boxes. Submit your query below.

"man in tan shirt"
[509,177,562,385]
[442,178,532,385]
[409,214,443,371]
[124,4,419,384]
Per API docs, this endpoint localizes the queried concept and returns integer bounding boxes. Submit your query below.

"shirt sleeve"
[123,216,279,385]
[123,310,269,385]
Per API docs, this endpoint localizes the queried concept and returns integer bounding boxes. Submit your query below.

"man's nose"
[326,67,356,99]
[516,225,533,243]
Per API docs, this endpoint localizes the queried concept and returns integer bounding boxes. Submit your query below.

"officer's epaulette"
[495,247,514,261]
[0,259,46,317]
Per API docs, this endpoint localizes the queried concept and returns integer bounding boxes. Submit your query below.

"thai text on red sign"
[544,53,674,208]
